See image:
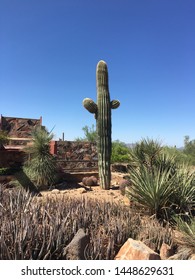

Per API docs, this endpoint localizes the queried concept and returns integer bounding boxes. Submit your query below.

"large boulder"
[63,228,89,260]
[114,238,161,260]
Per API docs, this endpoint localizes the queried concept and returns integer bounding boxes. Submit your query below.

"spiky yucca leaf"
[172,165,195,214]
[129,138,163,170]
[128,165,177,218]
[174,216,195,251]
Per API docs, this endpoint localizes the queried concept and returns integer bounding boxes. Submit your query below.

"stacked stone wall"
[51,141,98,172]
[0,115,42,139]
[0,150,25,168]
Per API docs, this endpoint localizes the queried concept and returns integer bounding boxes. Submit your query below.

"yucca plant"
[127,138,195,220]
[171,165,195,215]
[23,126,58,189]
[174,216,195,257]
[128,164,177,219]
[129,138,163,172]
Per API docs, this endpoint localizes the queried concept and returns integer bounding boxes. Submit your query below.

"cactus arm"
[111,100,120,109]
[83,98,97,113]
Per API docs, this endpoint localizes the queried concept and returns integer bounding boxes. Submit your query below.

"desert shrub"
[75,124,97,142]
[183,136,195,165]
[0,185,142,260]
[111,140,131,163]
[127,138,195,220]
[163,146,189,165]
[138,216,174,253]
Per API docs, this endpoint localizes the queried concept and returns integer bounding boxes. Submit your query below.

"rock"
[168,247,193,260]
[189,254,195,260]
[114,238,161,260]
[82,177,88,185]
[78,188,87,194]
[82,176,98,187]
[119,179,131,195]
[111,164,129,173]
[63,228,89,260]
[51,189,60,194]
[160,243,174,260]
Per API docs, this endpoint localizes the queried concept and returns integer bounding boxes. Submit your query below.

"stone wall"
[0,115,42,139]
[50,141,98,172]
[0,150,25,168]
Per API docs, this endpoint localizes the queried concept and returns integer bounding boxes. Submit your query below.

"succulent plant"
[83,60,120,189]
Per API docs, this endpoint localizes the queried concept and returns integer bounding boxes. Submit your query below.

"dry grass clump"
[137,216,174,253]
[0,184,142,260]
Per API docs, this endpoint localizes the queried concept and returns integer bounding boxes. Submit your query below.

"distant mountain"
[125,143,136,149]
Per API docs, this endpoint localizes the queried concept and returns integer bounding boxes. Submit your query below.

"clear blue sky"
[1,0,195,147]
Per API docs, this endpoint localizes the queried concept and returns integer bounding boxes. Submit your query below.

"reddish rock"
[114,238,161,260]
[160,243,174,260]
[189,254,195,260]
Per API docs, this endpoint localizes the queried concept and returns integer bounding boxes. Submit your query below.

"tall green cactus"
[83,60,120,189]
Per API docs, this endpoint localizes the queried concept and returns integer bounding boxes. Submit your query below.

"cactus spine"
[83,60,120,189]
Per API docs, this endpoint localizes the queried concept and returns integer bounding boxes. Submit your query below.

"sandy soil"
[41,172,130,205]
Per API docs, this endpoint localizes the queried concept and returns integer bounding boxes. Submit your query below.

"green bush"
[183,136,195,165]
[111,140,130,163]
[163,146,189,165]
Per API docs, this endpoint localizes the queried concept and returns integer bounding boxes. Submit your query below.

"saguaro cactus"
[83,60,120,189]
